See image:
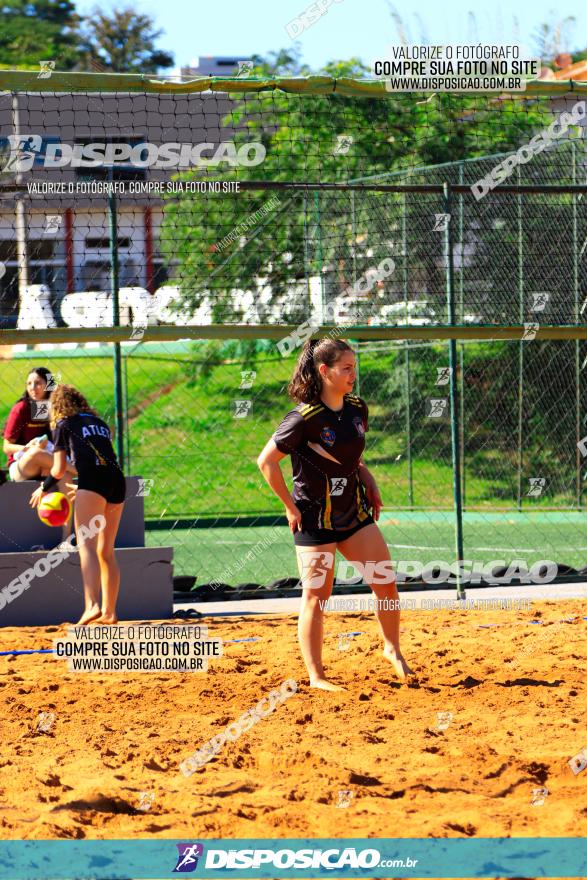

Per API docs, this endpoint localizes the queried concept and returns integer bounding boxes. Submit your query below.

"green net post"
[313,190,324,319]
[458,162,466,509]
[108,177,125,473]
[443,182,465,599]
[122,348,131,476]
[573,141,582,509]
[351,189,357,288]
[516,166,524,511]
[401,192,414,507]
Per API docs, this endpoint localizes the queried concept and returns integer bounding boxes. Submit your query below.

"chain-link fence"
[3,331,587,593]
[2,76,587,596]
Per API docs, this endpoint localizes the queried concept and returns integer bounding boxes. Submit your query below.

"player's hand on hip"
[285,503,302,532]
[365,483,383,521]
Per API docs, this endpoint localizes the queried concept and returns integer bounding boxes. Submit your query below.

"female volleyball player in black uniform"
[29,385,126,626]
[258,338,413,691]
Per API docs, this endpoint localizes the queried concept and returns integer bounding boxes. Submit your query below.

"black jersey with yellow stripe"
[272,393,372,530]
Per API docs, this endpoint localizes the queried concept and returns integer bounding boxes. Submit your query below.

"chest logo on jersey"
[330,477,348,496]
[320,426,336,447]
[353,417,365,437]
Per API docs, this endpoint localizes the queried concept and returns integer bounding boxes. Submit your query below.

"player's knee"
[98,548,116,565]
[302,586,332,606]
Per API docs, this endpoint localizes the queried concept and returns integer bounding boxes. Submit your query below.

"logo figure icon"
[336,789,354,808]
[44,215,62,235]
[137,791,155,812]
[173,843,204,873]
[137,478,155,497]
[531,786,549,806]
[433,213,451,232]
[130,323,147,341]
[237,61,253,77]
[522,322,539,341]
[426,398,448,418]
[38,60,56,79]
[568,747,587,776]
[45,371,61,392]
[531,292,549,312]
[2,134,43,173]
[37,711,55,733]
[436,711,453,731]
[233,399,252,418]
[330,477,347,496]
[436,367,452,386]
[338,633,353,652]
[353,416,365,437]
[31,400,51,420]
[334,135,353,155]
[300,550,334,589]
[239,370,256,389]
[527,477,546,497]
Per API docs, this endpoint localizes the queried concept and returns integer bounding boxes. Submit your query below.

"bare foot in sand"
[92,614,118,625]
[309,678,346,692]
[76,604,102,625]
[383,648,415,680]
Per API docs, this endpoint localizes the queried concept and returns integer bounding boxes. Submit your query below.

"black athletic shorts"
[293,514,375,546]
[76,467,126,504]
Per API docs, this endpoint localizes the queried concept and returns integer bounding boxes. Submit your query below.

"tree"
[161,50,550,323]
[78,7,173,73]
[0,0,82,69]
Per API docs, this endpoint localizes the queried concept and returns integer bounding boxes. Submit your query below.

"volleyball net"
[1,72,587,594]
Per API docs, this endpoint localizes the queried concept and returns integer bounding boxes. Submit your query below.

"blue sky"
[75,0,586,72]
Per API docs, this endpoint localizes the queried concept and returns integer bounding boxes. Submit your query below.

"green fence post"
[443,182,465,599]
[402,192,414,507]
[516,166,524,511]
[314,191,324,319]
[123,349,131,476]
[458,161,466,509]
[351,189,357,289]
[573,141,581,508]
[108,179,125,473]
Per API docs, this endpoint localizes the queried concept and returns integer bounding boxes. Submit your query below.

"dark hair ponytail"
[288,337,353,404]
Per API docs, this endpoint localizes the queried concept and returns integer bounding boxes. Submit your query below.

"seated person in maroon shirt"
[3,367,76,483]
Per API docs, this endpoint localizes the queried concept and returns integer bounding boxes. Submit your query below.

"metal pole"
[123,349,131,476]
[402,191,414,507]
[303,192,312,321]
[108,172,125,472]
[351,189,357,289]
[516,166,524,510]
[458,162,466,508]
[12,94,29,319]
[573,142,581,508]
[443,183,465,599]
[314,191,324,321]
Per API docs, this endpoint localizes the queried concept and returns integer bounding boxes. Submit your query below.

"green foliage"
[162,50,552,320]
[0,0,82,69]
[77,6,173,73]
